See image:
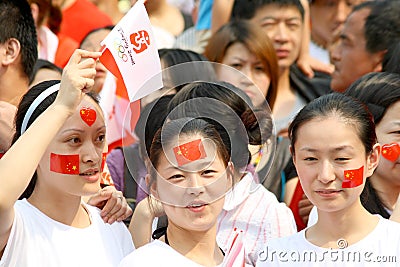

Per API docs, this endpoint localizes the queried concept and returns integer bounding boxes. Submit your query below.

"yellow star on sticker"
[346,173,350,178]
[177,150,182,155]
[81,110,85,115]
[72,166,77,170]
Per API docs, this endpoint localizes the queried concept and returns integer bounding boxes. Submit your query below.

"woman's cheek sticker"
[382,143,400,162]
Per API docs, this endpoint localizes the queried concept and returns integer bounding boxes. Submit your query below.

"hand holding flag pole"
[99,0,163,102]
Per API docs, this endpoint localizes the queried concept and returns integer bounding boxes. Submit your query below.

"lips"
[79,168,100,182]
[275,49,290,59]
[186,201,208,212]
[315,189,343,197]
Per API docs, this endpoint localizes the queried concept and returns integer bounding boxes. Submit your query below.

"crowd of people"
[0,0,400,266]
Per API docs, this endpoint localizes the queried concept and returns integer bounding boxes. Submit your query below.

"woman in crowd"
[130,81,296,265]
[257,93,400,266]
[204,20,279,110]
[119,118,235,266]
[204,21,293,200]
[0,50,134,266]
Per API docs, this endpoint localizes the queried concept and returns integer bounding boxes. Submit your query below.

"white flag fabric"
[99,0,163,102]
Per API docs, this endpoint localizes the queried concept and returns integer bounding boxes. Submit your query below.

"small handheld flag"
[99,0,163,102]
[223,228,246,267]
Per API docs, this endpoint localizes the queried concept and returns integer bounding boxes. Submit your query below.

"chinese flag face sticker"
[50,153,80,175]
[173,139,207,167]
[381,143,400,162]
[342,166,364,188]
[80,107,96,127]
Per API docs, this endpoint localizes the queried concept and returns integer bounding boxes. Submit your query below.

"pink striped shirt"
[217,173,296,265]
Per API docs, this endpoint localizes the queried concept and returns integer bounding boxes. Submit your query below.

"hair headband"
[21,83,60,134]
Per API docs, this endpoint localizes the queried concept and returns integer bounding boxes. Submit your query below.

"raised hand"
[54,49,101,114]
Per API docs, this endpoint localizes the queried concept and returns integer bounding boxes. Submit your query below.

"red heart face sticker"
[381,143,400,162]
[80,107,97,127]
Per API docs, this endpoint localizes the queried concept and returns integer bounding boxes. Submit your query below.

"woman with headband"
[0,50,134,266]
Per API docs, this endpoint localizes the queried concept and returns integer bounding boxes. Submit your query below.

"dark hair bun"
[241,108,273,145]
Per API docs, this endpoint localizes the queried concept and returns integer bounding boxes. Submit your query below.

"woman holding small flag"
[257,93,400,266]
[0,49,134,267]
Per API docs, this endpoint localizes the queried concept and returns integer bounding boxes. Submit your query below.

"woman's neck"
[164,222,224,266]
[27,185,91,228]
[307,200,379,248]
[370,175,400,211]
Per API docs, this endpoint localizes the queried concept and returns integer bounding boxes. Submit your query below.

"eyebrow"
[230,56,245,62]
[259,16,301,22]
[60,126,106,134]
[164,160,214,171]
[299,145,354,152]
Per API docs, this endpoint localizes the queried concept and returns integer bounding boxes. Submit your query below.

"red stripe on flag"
[342,166,364,188]
[99,47,123,81]
[50,153,80,175]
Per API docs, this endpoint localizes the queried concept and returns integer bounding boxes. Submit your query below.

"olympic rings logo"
[113,38,128,62]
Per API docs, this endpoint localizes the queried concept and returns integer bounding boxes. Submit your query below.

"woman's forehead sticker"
[173,139,207,167]
[80,107,97,126]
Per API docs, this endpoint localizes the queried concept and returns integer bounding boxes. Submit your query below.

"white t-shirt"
[119,240,223,267]
[0,199,134,267]
[256,216,400,266]
[217,173,297,265]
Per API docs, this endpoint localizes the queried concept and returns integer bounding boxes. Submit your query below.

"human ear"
[372,50,386,72]
[226,161,234,190]
[366,143,381,177]
[290,145,296,165]
[1,38,21,66]
[145,173,159,198]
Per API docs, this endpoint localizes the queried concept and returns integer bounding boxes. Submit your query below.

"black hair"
[382,42,400,75]
[231,0,305,21]
[0,0,38,78]
[29,59,63,84]
[289,93,377,155]
[134,94,174,159]
[352,1,400,54]
[158,48,214,92]
[12,80,100,199]
[345,72,400,125]
[168,81,273,172]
